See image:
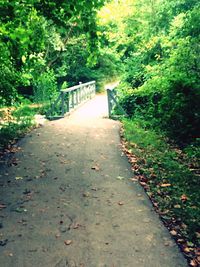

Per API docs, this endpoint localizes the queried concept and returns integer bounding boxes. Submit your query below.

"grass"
[0,96,55,150]
[122,118,200,264]
[0,104,39,149]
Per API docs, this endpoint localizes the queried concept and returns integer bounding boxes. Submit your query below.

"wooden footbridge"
[46,81,126,119]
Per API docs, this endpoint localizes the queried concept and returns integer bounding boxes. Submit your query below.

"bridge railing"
[106,87,127,118]
[46,81,96,119]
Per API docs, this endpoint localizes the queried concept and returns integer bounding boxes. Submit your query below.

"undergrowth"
[0,104,38,149]
[122,118,200,264]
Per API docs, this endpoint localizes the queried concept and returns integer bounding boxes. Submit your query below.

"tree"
[0,0,106,105]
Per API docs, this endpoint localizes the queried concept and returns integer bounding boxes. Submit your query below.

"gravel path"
[0,94,187,267]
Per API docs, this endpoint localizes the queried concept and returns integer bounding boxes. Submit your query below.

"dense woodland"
[0,0,200,265]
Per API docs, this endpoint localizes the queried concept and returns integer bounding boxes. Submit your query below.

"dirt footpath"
[0,94,187,267]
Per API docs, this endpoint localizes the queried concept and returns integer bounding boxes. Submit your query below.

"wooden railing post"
[71,91,74,108]
[107,89,112,118]
[66,92,69,112]
[61,91,65,116]
[106,88,127,118]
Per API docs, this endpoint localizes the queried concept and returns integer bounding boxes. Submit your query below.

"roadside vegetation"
[121,119,200,265]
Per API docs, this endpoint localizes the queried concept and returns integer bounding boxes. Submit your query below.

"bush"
[118,73,200,144]
[0,43,19,106]
[33,69,58,113]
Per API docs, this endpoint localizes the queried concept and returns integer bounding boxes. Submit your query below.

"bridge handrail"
[61,81,95,93]
[106,87,127,118]
[46,81,96,119]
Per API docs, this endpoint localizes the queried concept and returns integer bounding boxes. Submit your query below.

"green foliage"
[184,139,200,164]
[0,43,19,106]
[33,69,58,103]
[0,0,107,106]
[115,0,200,144]
[119,72,200,143]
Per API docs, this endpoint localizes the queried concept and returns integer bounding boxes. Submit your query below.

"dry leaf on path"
[64,240,72,246]
[116,176,124,180]
[73,223,81,229]
[140,181,147,186]
[0,204,6,209]
[91,187,97,191]
[55,233,61,238]
[82,192,90,197]
[91,165,100,171]
[130,178,138,182]
[15,176,23,180]
[164,240,174,247]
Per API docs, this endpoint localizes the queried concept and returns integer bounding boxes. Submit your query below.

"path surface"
[0,95,187,267]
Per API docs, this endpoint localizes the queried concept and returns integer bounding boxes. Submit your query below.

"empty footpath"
[0,94,187,267]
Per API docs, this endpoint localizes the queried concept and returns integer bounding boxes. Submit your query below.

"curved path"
[0,94,187,267]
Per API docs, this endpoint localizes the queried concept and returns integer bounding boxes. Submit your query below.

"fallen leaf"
[55,233,61,238]
[91,187,97,191]
[15,176,23,180]
[181,194,188,201]
[116,176,124,180]
[82,192,90,197]
[190,259,198,267]
[60,159,70,164]
[195,248,200,256]
[91,165,100,171]
[170,230,177,236]
[64,240,72,245]
[164,240,174,247]
[73,223,81,229]
[130,178,138,182]
[181,223,188,229]
[174,204,181,208]
[183,247,190,253]
[0,204,6,209]
[140,181,147,186]
[160,183,171,187]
